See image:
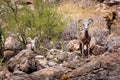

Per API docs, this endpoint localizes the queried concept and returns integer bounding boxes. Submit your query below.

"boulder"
[31,67,65,80]
[66,39,80,52]
[91,45,107,55]
[7,49,38,73]
[104,0,120,4]
[65,48,120,80]
[103,36,120,51]
[46,49,68,63]
[117,7,120,17]
[4,36,23,51]
[35,55,49,68]
[8,70,32,80]
[0,65,12,80]
[3,50,16,62]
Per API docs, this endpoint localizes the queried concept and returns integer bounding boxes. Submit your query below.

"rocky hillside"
[0,0,120,80]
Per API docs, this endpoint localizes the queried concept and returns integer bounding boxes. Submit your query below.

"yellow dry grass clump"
[57,1,100,19]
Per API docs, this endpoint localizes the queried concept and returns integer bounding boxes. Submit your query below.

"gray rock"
[3,50,16,62]
[104,0,120,4]
[92,45,107,55]
[47,61,57,67]
[31,67,65,80]
[103,36,120,51]
[7,49,37,73]
[106,76,120,80]
[8,73,32,80]
[56,53,66,63]
[35,55,48,68]
[4,36,23,51]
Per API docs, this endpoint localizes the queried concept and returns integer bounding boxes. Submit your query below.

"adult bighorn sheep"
[78,18,93,58]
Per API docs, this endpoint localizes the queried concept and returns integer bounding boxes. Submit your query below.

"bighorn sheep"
[104,11,117,34]
[78,18,93,58]
[26,37,38,50]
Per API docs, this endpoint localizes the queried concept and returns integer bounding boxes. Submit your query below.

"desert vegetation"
[0,0,67,52]
[0,0,120,80]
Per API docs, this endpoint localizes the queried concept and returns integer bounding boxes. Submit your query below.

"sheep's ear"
[27,37,32,41]
[78,19,83,27]
[78,19,82,24]
[34,36,39,40]
[34,37,37,40]
[88,18,93,25]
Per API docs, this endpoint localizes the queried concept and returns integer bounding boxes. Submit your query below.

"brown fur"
[104,11,117,34]
[78,18,93,58]
[79,30,91,58]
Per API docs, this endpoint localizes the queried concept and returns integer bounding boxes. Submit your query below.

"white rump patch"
[84,45,87,50]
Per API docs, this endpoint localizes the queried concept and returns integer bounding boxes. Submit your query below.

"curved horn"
[28,37,32,41]
[88,18,93,25]
[34,37,37,40]
[78,19,82,24]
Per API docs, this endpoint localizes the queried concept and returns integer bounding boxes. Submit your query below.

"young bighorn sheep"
[104,11,117,34]
[26,37,38,50]
[78,18,93,58]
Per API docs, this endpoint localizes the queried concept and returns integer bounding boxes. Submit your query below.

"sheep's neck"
[85,30,89,37]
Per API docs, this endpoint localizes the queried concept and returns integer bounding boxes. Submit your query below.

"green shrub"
[0,27,5,57]
[0,57,3,65]
[0,0,66,48]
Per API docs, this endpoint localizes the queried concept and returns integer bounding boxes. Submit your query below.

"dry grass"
[57,1,108,29]
[57,1,107,33]
[57,1,99,19]
[57,1,120,36]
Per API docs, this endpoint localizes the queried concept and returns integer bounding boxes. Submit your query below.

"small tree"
[0,27,3,55]
[0,25,5,61]
[0,27,3,64]
[0,0,66,49]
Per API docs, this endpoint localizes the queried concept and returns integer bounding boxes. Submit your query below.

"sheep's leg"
[108,25,111,34]
[79,42,82,56]
[81,44,84,58]
[88,44,90,58]
[86,44,89,58]
[81,43,83,58]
